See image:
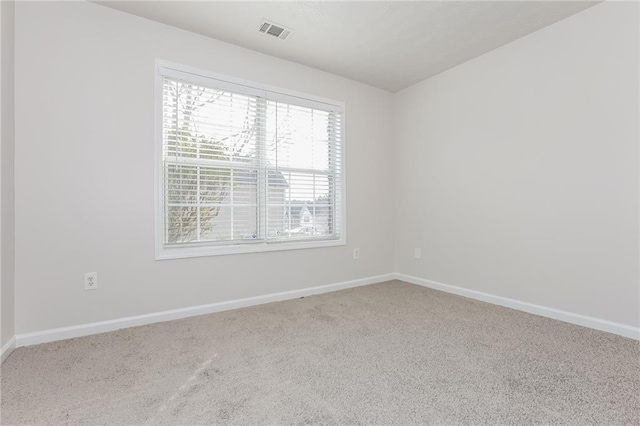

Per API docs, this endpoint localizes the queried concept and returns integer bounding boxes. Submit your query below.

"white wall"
[14,1,394,334]
[12,1,639,336]
[1,0,16,350]
[394,1,639,327]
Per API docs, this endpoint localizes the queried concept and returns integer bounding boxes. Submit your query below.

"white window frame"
[154,60,347,260]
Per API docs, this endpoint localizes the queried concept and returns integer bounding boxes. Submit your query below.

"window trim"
[154,59,347,260]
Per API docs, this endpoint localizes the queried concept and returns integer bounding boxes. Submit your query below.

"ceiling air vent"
[258,20,293,41]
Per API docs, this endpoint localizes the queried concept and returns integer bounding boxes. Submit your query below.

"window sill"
[155,237,346,260]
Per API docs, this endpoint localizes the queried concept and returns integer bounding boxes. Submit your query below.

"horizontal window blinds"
[160,70,343,247]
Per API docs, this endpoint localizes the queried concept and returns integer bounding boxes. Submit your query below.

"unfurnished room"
[0,0,639,424]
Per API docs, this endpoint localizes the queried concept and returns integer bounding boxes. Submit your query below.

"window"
[155,61,345,259]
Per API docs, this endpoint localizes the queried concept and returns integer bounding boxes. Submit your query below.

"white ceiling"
[96,1,598,92]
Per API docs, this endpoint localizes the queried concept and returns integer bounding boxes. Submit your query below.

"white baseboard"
[395,273,640,341]
[13,272,639,347]
[15,273,396,348]
[1,336,16,364]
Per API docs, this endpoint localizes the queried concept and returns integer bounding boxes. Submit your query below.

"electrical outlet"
[353,248,360,259]
[414,248,421,259]
[84,272,98,290]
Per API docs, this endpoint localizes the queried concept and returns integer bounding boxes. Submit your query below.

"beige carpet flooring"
[1,280,639,425]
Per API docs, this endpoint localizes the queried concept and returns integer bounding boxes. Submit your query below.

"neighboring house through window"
[155,61,345,259]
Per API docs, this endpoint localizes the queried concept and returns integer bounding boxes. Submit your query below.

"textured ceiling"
[96,1,599,92]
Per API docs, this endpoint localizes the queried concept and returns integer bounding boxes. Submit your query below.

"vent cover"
[258,20,293,40]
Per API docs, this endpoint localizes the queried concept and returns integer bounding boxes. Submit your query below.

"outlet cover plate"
[84,272,98,290]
